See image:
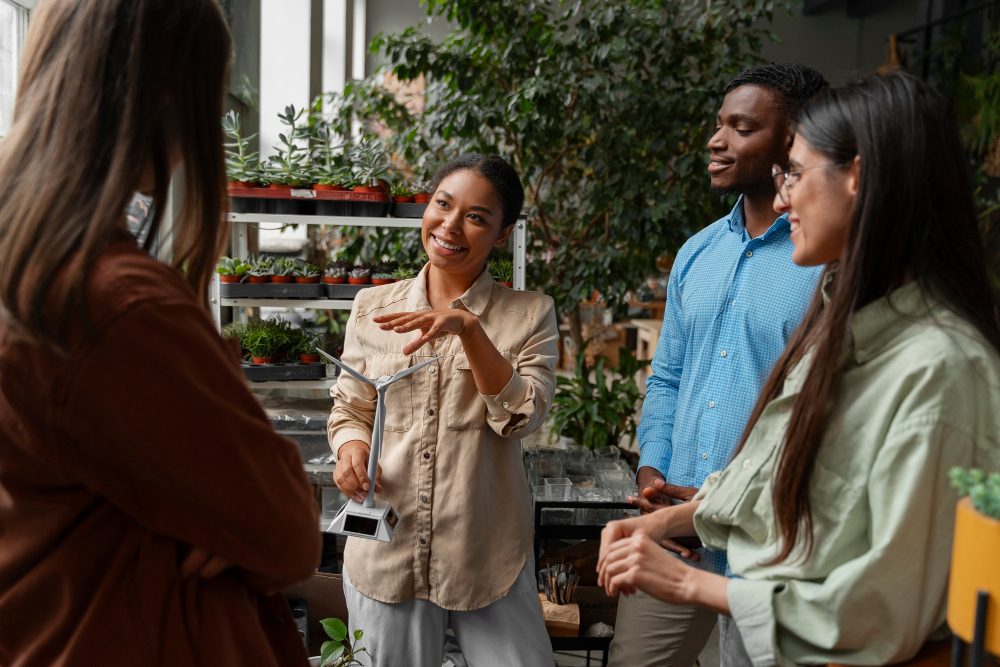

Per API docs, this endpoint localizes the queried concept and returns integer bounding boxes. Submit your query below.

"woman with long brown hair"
[598,71,1000,665]
[0,2,320,665]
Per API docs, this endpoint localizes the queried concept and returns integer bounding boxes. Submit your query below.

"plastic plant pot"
[299,354,321,364]
[247,275,271,284]
[251,356,272,365]
[219,274,241,284]
[295,276,321,284]
[272,275,293,284]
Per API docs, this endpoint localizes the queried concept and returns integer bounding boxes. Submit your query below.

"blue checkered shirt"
[638,197,822,574]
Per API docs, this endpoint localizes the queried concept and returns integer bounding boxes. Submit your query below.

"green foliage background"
[336,0,780,345]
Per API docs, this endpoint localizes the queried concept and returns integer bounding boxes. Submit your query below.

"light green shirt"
[694,282,1000,666]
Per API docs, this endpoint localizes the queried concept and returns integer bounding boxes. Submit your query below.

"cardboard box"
[574,585,619,631]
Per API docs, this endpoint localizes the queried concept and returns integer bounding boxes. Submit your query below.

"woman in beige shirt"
[329,154,558,665]
[598,72,1000,665]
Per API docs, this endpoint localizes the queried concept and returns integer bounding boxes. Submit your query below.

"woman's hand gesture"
[375,309,476,355]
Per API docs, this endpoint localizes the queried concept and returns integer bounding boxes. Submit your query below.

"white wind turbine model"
[318,348,440,542]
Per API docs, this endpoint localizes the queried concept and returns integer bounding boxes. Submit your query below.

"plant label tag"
[290,189,317,199]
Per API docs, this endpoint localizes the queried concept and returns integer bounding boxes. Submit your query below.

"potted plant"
[391,181,415,203]
[221,321,249,360]
[488,256,514,287]
[271,257,297,284]
[349,138,390,193]
[291,329,322,364]
[222,111,263,187]
[247,256,274,284]
[947,466,1000,655]
[371,262,397,286]
[266,105,310,187]
[348,264,372,285]
[324,262,348,284]
[310,119,352,190]
[216,256,251,283]
[314,617,369,667]
[412,179,433,203]
[294,262,322,284]
[243,325,278,365]
[392,265,418,281]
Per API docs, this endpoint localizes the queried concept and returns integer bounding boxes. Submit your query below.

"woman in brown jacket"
[0,2,321,665]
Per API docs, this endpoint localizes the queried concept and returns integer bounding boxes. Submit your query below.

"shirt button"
[743,459,753,470]
[701,452,709,460]
[427,408,435,416]
[708,400,716,409]
[746,250,753,257]
[420,494,429,503]
[712,513,721,522]
[422,451,431,460]
[731,299,736,306]
[502,401,511,409]
[419,537,427,546]
[428,367,436,374]
[720,350,728,358]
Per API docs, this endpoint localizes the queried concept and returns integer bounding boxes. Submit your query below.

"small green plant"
[267,105,310,186]
[318,617,369,667]
[391,181,414,197]
[248,256,274,277]
[392,265,418,280]
[272,257,297,277]
[294,262,322,279]
[349,137,390,188]
[308,117,354,186]
[488,255,514,283]
[290,329,321,358]
[222,111,263,184]
[950,467,1000,520]
[549,347,649,450]
[215,256,251,278]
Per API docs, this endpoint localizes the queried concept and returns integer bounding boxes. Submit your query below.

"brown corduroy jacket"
[0,240,320,666]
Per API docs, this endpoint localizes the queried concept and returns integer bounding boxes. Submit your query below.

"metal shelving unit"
[211,211,528,329]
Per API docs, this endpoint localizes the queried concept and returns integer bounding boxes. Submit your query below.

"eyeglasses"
[771,162,850,205]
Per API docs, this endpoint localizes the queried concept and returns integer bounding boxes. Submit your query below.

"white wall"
[260,0,312,160]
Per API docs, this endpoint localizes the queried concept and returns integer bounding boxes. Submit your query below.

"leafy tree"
[342,0,780,347]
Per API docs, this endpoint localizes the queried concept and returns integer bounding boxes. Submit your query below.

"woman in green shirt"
[599,71,1000,665]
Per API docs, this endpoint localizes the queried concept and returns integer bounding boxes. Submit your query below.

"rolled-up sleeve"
[481,295,558,438]
[328,300,376,458]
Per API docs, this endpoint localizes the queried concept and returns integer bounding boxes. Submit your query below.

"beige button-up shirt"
[328,265,558,610]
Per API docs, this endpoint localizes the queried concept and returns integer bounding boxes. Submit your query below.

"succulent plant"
[215,256,251,277]
[392,265,418,280]
[272,257,297,277]
[951,467,1000,520]
[222,111,264,184]
[294,262,322,279]
[349,265,372,279]
[349,137,390,188]
[266,105,310,186]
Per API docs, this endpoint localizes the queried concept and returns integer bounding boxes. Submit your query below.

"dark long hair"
[0,0,232,348]
[737,71,1000,563]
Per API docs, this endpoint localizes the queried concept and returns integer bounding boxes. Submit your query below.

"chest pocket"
[365,354,414,432]
[447,353,487,431]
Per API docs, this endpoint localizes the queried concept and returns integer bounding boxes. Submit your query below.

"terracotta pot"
[299,354,321,364]
[228,181,251,189]
[323,276,347,284]
[352,184,375,193]
[251,356,272,365]
[375,178,390,193]
[947,497,1000,654]
[500,281,514,288]
[314,183,348,191]
[219,274,241,284]
[392,195,415,203]
[247,274,271,284]
[413,192,431,203]
[348,276,371,285]
[372,278,395,286]
[295,276,320,284]
[271,275,293,284]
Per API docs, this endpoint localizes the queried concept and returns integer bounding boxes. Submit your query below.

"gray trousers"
[608,591,718,667]
[342,564,554,667]
[718,615,753,667]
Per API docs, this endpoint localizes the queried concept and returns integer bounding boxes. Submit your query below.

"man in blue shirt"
[609,64,827,667]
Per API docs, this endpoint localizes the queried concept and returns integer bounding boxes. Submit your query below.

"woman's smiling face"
[421,169,511,279]
[774,135,858,267]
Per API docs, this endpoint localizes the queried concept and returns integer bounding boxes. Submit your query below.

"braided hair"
[725,63,828,120]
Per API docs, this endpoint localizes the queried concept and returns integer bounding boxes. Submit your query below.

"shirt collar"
[725,195,790,241]
[847,281,933,364]
[404,263,495,317]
